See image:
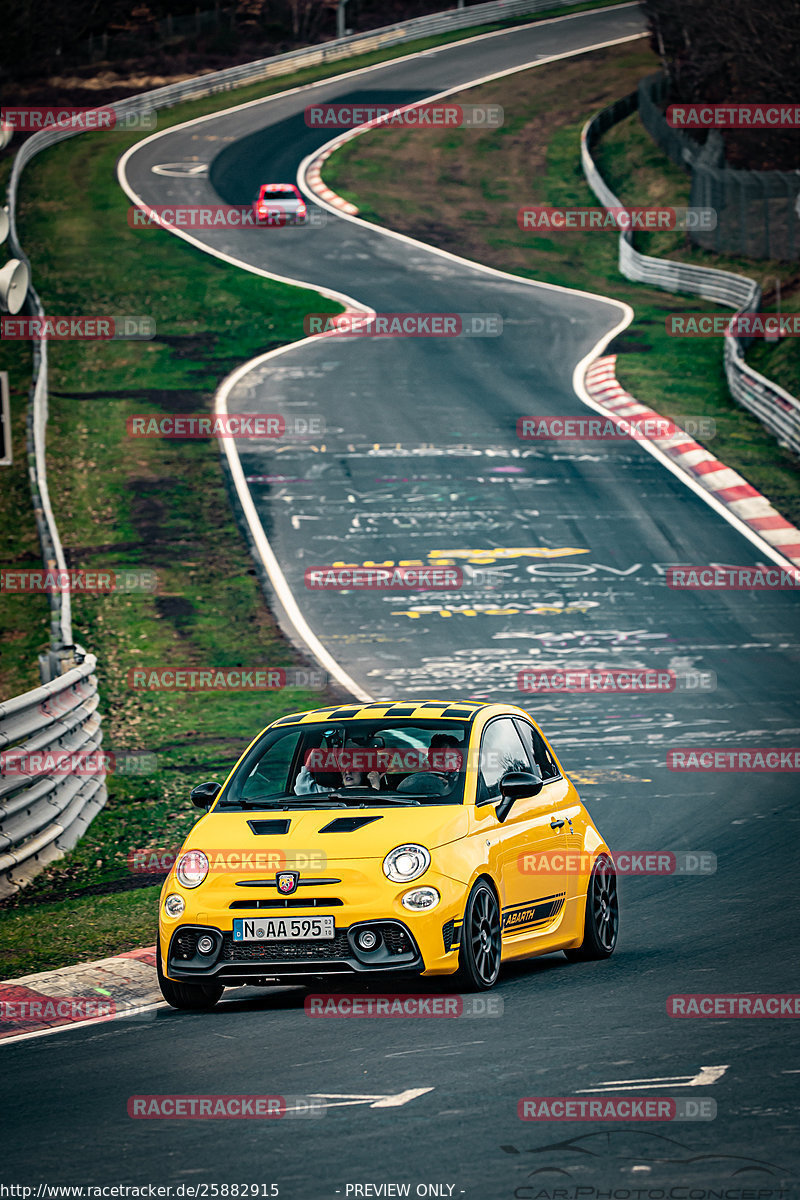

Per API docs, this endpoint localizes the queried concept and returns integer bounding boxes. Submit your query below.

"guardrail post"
[336,0,351,41]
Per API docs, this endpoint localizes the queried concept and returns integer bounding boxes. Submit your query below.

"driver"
[395,733,462,797]
[294,736,382,795]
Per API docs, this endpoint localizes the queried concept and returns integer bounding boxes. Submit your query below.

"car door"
[473,717,567,943]
[514,717,582,902]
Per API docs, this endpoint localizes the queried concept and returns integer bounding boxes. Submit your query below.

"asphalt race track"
[4,5,799,1196]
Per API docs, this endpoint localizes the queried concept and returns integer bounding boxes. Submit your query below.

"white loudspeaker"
[0,206,9,244]
[0,259,30,314]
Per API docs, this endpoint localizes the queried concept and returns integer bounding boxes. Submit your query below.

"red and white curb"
[585,355,800,566]
[0,945,160,1043]
[305,146,359,215]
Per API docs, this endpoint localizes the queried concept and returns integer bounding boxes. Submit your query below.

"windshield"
[259,187,296,200]
[218,719,471,810]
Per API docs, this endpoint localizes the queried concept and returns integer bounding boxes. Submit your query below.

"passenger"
[294,737,382,794]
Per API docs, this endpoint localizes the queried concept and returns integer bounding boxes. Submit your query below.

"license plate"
[233,916,335,942]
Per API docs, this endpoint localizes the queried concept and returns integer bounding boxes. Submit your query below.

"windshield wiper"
[325,790,420,806]
[218,796,348,809]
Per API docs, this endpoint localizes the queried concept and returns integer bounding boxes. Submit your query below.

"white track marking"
[152,162,208,176]
[576,1064,729,1092]
[385,1040,483,1057]
[303,1088,434,1109]
[214,350,373,700]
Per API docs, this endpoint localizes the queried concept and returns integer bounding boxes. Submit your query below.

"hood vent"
[318,816,383,833]
[247,819,291,835]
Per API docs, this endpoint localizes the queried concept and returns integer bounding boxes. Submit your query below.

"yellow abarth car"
[157,701,618,1008]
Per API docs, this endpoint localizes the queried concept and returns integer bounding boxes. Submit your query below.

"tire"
[565,853,619,961]
[456,881,502,991]
[157,941,224,1011]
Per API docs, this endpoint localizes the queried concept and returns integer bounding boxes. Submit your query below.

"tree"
[640,0,800,168]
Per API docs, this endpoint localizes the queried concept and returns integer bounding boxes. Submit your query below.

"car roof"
[270,700,495,727]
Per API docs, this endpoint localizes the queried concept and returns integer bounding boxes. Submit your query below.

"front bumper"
[255,211,306,225]
[165,920,425,985]
[159,862,466,982]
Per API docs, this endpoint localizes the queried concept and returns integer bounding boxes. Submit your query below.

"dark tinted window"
[513,719,560,781]
[477,719,529,802]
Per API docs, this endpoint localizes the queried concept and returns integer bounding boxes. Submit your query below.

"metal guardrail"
[3,0,588,895]
[581,93,800,456]
[0,656,105,899]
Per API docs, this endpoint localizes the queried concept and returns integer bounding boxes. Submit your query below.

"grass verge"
[323,42,800,525]
[0,888,161,978]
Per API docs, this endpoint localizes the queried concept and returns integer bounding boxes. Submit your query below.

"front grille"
[220,921,415,963]
[174,931,198,960]
[229,898,343,910]
[442,919,455,952]
[382,925,412,955]
[222,931,351,962]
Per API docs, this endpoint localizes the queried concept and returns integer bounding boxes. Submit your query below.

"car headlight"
[164,893,185,917]
[401,887,440,911]
[176,850,209,888]
[383,844,430,883]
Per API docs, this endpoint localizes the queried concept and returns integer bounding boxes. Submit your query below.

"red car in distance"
[254,183,308,226]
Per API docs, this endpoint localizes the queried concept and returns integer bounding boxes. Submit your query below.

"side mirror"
[496,770,543,822]
[190,780,221,810]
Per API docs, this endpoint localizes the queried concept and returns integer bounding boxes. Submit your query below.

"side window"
[514,719,560,782]
[477,719,529,802]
